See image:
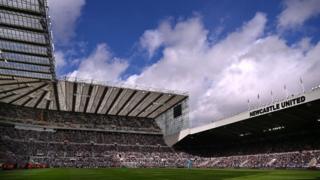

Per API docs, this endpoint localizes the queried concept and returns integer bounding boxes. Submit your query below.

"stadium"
[0,0,320,179]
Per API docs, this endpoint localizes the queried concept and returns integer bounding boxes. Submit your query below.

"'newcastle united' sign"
[249,96,306,117]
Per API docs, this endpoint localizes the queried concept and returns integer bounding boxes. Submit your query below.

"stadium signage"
[249,96,306,117]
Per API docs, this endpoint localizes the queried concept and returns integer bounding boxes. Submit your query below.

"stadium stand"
[0,0,320,170]
[0,103,161,133]
[0,103,192,168]
[1,102,320,169]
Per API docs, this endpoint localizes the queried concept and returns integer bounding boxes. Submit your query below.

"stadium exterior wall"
[156,98,190,146]
[168,88,320,146]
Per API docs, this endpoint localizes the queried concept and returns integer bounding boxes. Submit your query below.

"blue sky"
[48,0,320,126]
[75,0,279,75]
[53,0,282,75]
[76,0,278,54]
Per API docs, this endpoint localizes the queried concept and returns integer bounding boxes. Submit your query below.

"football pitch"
[1,168,320,180]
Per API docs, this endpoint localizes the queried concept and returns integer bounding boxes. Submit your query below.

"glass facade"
[0,10,44,30]
[0,68,52,79]
[0,61,51,72]
[0,40,47,55]
[0,0,55,80]
[0,0,41,13]
[2,52,50,65]
[0,27,47,44]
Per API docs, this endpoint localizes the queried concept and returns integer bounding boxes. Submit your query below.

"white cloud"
[139,17,208,57]
[278,0,320,30]
[48,1,128,82]
[54,51,67,75]
[127,12,320,127]
[140,27,164,57]
[48,0,86,44]
[67,44,128,82]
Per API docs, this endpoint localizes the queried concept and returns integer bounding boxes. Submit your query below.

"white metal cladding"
[108,89,135,115]
[24,87,47,107]
[57,80,66,111]
[162,88,320,147]
[149,95,186,118]
[0,82,35,99]
[97,87,115,114]
[78,83,90,112]
[56,80,187,118]
[117,90,147,116]
[1,82,45,103]
[0,0,189,120]
[155,98,189,137]
[0,76,58,110]
[98,87,120,114]
[14,93,31,105]
[138,94,171,117]
[86,85,105,113]
[74,82,85,112]
[128,92,161,117]
[65,81,74,111]
[0,76,188,119]
[36,89,50,109]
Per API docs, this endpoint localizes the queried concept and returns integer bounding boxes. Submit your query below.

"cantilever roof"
[56,79,187,118]
[0,0,188,119]
[0,75,55,108]
[0,75,188,118]
[163,88,320,147]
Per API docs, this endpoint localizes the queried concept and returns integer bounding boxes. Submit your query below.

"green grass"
[1,168,320,180]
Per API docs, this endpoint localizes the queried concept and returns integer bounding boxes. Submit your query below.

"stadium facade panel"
[0,0,189,134]
[173,88,320,152]
[0,75,188,121]
[55,79,188,120]
[0,0,320,170]
[0,0,55,80]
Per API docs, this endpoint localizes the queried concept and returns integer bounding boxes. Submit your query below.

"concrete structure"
[171,88,320,148]
[0,0,190,145]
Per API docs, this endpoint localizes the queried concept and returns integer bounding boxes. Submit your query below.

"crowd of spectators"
[193,151,320,169]
[0,126,189,168]
[1,125,319,169]
[0,126,165,146]
[0,103,319,169]
[0,103,160,132]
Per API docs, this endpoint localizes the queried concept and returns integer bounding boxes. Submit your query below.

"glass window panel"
[0,68,52,79]
[0,10,43,30]
[0,40,47,55]
[0,0,41,13]
[0,27,46,44]
[0,61,51,73]
[1,52,50,65]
